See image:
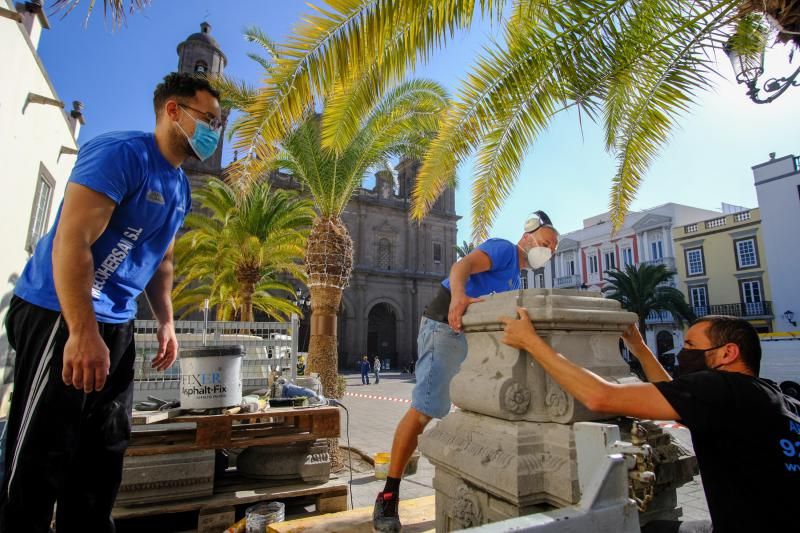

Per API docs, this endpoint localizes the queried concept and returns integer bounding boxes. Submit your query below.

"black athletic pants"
[0,296,135,533]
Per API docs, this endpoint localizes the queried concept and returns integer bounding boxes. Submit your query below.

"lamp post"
[724,40,800,104]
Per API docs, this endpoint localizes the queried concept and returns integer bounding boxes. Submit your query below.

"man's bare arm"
[52,183,116,392]
[447,249,492,331]
[145,240,179,371]
[501,308,680,421]
[622,324,672,383]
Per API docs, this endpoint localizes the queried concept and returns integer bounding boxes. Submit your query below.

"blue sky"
[38,0,800,241]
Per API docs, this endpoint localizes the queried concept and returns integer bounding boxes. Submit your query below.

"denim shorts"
[411,316,468,418]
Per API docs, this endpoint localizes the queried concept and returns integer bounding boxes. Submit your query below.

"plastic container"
[246,501,285,532]
[374,452,391,480]
[179,345,244,409]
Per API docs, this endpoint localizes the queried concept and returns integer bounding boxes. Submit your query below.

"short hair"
[153,72,220,120]
[693,315,761,374]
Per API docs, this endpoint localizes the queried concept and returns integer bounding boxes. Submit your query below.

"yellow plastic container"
[373,452,391,480]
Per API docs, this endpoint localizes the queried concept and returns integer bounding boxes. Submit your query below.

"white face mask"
[526,246,552,270]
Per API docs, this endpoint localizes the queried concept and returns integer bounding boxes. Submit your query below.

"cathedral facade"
[175,24,460,371]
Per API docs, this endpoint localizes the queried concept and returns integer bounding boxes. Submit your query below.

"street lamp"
[784,310,797,327]
[724,40,800,104]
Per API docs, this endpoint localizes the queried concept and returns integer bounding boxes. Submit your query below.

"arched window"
[194,60,208,74]
[377,239,392,270]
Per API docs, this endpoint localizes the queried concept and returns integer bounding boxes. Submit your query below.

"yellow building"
[672,208,773,332]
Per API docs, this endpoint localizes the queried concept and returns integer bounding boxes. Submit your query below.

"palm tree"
[454,240,476,259]
[173,178,314,322]
[603,263,696,345]
[266,81,449,399]
[228,0,798,240]
[213,28,449,396]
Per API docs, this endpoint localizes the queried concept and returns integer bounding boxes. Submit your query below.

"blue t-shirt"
[15,131,191,323]
[442,238,520,297]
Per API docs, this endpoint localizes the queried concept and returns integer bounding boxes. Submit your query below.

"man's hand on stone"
[500,307,541,352]
[62,329,110,392]
[448,294,484,332]
[151,322,179,371]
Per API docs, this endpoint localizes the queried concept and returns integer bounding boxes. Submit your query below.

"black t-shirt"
[654,371,800,532]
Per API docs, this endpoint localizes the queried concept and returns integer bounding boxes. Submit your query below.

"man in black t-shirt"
[501,312,800,533]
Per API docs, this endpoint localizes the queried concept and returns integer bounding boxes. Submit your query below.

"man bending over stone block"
[372,212,559,533]
[501,312,800,533]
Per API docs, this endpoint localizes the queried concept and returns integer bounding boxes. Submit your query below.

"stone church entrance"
[367,303,397,369]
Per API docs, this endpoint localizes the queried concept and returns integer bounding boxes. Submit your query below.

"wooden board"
[268,495,436,533]
[113,475,348,520]
[131,408,185,425]
[126,406,340,456]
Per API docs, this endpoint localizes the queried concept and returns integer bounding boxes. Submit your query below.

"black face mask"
[676,345,726,376]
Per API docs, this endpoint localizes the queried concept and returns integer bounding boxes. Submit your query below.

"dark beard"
[171,126,197,161]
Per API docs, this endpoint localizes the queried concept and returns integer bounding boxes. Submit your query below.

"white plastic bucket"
[179,345,244,409]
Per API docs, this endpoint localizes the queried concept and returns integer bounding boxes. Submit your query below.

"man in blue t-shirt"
[373,212,559,532]
[0,73,222,532]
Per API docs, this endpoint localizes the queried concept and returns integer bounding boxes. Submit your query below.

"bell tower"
[176,22,228,183]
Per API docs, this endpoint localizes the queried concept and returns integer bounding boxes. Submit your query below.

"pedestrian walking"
[360,355,371,385]
[374,356,382,384]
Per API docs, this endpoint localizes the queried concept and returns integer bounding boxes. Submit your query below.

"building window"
[603,251,616,272]
[536,273,545,288]
[690,286,708,316]
[588,253,599,274]
[433,242,442,264]
[740,279,764,316]
[377,238,392,270]
[734,238,758,269]
[194,61,208,73]
[26,167,55,253]
[520,273,529,289]
[685,248,704,276]
[651,240,663,260]
[621,248,633,267]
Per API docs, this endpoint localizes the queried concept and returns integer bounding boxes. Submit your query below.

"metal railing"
[645,310,675,323]
[555,274,582,288]
[692,301,773,318]
[133,317,299,400]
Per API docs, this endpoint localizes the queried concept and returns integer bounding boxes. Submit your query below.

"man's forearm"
[145,259,174,325]
[53,235,98,333]
[628,343,672,383]
[448,260,472,297]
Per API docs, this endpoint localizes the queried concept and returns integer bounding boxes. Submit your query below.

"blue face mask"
[177,107,220,161]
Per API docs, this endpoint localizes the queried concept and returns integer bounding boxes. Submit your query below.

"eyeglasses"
[179,104,223,131]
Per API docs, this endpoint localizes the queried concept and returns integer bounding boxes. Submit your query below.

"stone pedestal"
[418,289,696,531]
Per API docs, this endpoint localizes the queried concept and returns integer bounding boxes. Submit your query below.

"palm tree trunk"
[304,216,354,472]
[307,285,342,396]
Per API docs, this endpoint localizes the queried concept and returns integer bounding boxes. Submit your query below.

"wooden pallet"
[126,406,340,456]
[114,472,349,533]
[268,495,436,533]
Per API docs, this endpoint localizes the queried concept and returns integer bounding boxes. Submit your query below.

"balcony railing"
[685,223,698,233]
[555,274,582,288]
[692,301,773,318]
[705,217,726,229]
[646,310,675,323]
[733,211,751,222]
